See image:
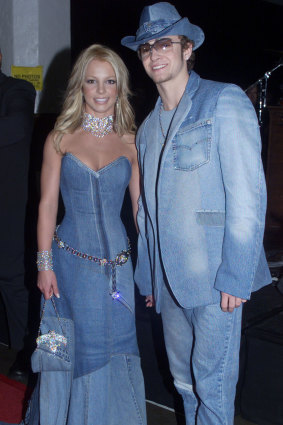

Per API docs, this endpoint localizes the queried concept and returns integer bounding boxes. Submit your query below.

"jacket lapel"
[141,72,201,196]
[161,71,201,161]
[164,90,192,148]
[142,97,162,165]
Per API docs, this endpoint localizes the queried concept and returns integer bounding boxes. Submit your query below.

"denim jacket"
[135,71,271,312]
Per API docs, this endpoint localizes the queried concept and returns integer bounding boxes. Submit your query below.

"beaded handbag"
[31,296,71,372]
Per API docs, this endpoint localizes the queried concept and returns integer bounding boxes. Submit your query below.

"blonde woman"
[25,45,149,425]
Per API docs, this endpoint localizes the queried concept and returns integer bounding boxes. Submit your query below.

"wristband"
[37,250,53,271]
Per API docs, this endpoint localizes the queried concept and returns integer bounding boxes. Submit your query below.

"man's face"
[138,35,192,86]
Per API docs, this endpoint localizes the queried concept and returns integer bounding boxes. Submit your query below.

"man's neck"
[157,72,189,111]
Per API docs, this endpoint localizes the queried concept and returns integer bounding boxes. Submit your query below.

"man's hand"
[145,295,154,308]
[221,292,247,312]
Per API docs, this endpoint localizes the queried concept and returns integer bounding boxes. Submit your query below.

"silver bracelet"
[37,250,53,271]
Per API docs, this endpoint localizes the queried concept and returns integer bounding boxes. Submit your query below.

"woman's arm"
[37,132,62,299]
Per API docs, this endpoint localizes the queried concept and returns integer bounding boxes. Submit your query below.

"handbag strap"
[38,296,66,337]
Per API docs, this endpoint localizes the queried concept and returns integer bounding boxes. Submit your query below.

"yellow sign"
[11,66,43,91]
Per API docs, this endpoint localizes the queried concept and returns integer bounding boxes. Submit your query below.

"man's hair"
[179,36,195,71]
[53,44,136,152]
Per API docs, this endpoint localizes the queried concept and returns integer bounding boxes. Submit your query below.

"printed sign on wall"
[11,66,43,91]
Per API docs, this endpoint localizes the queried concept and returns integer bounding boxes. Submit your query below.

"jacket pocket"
[173,119,212,171]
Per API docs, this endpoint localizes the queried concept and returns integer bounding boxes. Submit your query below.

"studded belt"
[53,228,131,301]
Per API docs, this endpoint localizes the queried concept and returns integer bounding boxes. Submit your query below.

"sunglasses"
[138,38,182,60]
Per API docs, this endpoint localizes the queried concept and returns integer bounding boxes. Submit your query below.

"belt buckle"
[115,250,129,266]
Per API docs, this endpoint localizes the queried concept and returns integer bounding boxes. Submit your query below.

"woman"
[26,44,149,425]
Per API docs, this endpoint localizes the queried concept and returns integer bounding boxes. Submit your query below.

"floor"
[0,344,256,425]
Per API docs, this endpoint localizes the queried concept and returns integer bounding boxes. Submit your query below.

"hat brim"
[121,17,204,51]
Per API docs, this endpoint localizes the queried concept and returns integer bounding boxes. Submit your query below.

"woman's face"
[82,59,118,117]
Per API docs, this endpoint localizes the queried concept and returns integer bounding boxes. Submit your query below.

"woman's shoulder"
[44,130,69,156]
[59,128,82,153]
[42,131,63,165]
[44,130,58,152]
[121,132,136,145]
[120,133,138,165]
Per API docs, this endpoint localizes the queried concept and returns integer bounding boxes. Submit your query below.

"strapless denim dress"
[23,154,147,425]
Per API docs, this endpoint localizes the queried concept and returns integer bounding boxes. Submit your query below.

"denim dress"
[23,153,147,425]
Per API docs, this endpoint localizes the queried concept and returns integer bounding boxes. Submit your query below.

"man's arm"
[134,126,153,297]
[0,79,36,148]
[214,85,267,304]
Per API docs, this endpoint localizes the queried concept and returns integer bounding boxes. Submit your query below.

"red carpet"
[0,374,29,424]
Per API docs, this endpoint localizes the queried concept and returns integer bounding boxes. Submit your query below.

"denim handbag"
[31,296,71,372]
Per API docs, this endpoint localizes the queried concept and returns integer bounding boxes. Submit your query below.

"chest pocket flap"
[173,118,212,171]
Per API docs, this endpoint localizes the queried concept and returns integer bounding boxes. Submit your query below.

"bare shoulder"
[44,131,58,153]
[121,133,136,146]
[44,130,66,155]
[60,128,81,154]
[42,131,63,169]
[121,133,138,163]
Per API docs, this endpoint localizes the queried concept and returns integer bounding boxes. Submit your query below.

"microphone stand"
[245,62,282,128]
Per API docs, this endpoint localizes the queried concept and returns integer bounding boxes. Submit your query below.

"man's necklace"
[81,112,114,138]
[159,102,177,146]
[159,103,166,144]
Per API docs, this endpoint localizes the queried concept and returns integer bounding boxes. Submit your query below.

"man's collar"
[184,70,200,97]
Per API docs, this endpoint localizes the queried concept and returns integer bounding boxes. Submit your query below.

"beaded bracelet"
[37,250,53,271]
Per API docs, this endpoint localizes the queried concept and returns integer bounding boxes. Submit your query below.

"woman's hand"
[37,270,60,300]
[145,295,154,308]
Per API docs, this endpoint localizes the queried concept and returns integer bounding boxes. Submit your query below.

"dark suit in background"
[0,70,36,350]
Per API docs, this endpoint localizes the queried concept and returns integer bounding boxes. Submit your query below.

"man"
[121,3,271,424]
[0,48,35,373]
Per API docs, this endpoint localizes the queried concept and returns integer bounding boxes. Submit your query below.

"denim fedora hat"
[121,2,204,51]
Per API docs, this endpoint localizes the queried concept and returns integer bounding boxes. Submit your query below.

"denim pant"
[160,284,242,425]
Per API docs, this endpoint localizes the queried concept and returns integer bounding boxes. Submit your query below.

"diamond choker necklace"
[81,112,114,138]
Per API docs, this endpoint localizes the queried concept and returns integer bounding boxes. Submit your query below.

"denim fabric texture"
[160,284,242,425]
[54,154,139,377]
[121,2,204,51]
[31,313,72,373]
[135,70,271,313]
[134,70,271,424]
[23,155,146,424]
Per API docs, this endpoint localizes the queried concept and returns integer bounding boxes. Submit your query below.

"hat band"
[136,19,179,40]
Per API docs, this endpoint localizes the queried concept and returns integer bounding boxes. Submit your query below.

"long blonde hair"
[53,44,136,152]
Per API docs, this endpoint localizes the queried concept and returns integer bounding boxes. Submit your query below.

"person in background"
[0,48,35,378]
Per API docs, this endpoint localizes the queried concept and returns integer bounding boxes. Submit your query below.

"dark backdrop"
[69,2,283,420]
[71,0,283,124]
